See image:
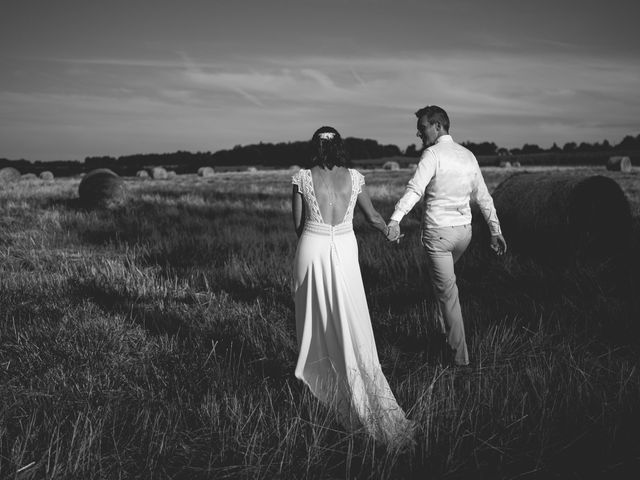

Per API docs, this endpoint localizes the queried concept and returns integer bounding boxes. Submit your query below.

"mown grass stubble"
[1,168,639,479]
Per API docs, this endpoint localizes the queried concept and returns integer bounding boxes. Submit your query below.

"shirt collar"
[436,134,453,144]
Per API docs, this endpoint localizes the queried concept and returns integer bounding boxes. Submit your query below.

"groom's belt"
[426,202,470,212]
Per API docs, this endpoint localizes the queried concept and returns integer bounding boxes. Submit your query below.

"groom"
[387,105,507,366]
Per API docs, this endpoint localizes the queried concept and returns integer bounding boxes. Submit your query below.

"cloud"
[1,48,638,159]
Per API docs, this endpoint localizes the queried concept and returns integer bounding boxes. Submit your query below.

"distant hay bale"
[149,167,168,179]
[490,173,632,262]
[383,161,400,171]
[21,173,38,180]
[198,166,215,177]
[78,168,126,208]
[499,160,512,168]
[408,164,418,172]
[136,170,150,179]
[39,171,54,181]
[0,167,21,183]
[166,170,177,178]
[247,166,258,173]
[288,165,301,173]
[512,161,521,168]
[606,156,632,172]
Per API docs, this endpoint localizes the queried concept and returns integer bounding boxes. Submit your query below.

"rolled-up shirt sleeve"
[471,163,502,236]
[390,150,437,222]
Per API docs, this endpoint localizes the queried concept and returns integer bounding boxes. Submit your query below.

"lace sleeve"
[354,170,365,195]
[291,171,304,193]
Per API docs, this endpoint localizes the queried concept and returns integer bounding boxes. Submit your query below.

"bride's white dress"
[292,168,413,445]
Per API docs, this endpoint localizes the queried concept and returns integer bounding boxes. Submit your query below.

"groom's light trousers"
[422,224,472,366]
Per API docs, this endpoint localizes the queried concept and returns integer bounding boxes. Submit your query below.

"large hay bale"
[198,166,215,177]
[246,166,258,173]
[149,166,168,179]
[288,165,301,173]
[39,171,54,181]
[21,173,38,180]
[489,173,632,262]
[78,168,126,208]
[512,161,521,168]
[166,170,177,178]
[606,156,632,172]
[383,161,400,171]
[499,160,512,168]
[0,167,21,183]
[136,170,150,179]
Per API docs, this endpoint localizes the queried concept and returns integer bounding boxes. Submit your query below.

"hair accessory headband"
[318,132,335,140]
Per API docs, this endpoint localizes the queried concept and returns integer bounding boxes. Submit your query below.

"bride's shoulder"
[291,168,309,186]
[347,167,365,179]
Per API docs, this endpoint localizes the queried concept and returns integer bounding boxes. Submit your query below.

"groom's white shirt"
[390,135,502,236]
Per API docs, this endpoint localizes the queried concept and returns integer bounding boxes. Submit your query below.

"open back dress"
[292,168,413,445]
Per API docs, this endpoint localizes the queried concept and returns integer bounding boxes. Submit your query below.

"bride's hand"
[385,222,402,243]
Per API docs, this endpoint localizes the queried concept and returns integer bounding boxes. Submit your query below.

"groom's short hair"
[415,105,450,132]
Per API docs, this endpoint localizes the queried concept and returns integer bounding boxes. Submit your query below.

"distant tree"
[381,144,402,157]
[562,142,577,153]
[521,144,544,154]
[405,144,420,157]
[615,134,640,151]
[576,142,594,152]
[462,141,498,156]
[85,156,117,169]
[549,142,562,153]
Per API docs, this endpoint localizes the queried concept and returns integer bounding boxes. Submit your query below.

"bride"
[291,126,414,445]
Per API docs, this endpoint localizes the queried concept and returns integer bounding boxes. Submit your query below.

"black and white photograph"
[1,1,639,478]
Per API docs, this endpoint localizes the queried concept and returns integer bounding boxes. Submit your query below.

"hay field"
[1,167,639,478]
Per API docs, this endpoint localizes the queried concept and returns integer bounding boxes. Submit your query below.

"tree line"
[1,133,639,177]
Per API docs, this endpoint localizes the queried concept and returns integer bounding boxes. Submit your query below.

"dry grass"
[1,167,639,478]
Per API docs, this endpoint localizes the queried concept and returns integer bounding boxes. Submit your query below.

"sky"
[1,0,638,161]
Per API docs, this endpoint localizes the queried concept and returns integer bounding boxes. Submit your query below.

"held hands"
[385,220,403,243]
[490,234,507,255]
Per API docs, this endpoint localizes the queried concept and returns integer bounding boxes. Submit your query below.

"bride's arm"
[292,186,305,237]
[356,186,388,236]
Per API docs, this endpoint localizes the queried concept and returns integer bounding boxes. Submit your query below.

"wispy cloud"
[1,48,638,159]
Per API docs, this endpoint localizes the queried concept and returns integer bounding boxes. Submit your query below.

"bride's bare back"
[310,166,353,225]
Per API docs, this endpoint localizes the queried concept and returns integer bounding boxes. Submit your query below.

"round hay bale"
[246,166,258,173]
[136,170,150,179]
[408,163,418,172]
[39,171,54,181]
[166,170,177,178]
[0,167,21,183]
[606,156,632,172]
[21,173,38,180]
[499,160,512,168]
[383,161,400,171]
[78,168,126,208]
[198,166,215,177]
[149,166,168,179]
[512,161,521,168]
[288,165,301,173]
[490,173,632,262]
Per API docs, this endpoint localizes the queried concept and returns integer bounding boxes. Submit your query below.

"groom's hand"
[386,220,401,242]
[490,234,507,255]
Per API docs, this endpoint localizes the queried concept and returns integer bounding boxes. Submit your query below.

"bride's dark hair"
[309,126,349,169]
